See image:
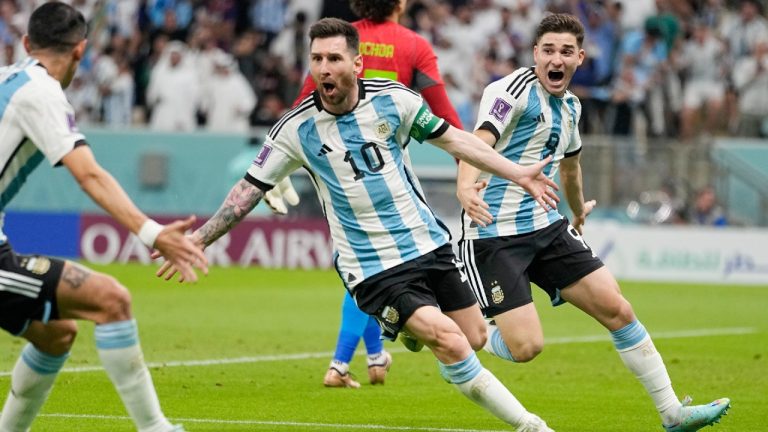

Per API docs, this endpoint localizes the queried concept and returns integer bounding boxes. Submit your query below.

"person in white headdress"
[146,40,200,131]
[201,51,257,133]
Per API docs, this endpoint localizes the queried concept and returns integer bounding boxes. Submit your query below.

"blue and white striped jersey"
[462,67,582,240]
[247,78,451,288]
[0,58,85,241]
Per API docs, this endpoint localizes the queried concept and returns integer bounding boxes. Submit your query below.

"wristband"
[138,219,164,248]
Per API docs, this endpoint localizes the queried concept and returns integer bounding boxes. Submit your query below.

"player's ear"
[72,39,87,61]
[353,53,363,75]
[22,35,31,54]
[577,47,585,66]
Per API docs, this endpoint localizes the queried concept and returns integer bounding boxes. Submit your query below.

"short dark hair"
[28,2,87,52]
[350,0,401,22]
[535,13,584,47]
[309,18,360,54]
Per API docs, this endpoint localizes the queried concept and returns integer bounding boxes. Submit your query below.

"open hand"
[151,216,207,282]
[457,179,492,227]
[572,199,596,234]
[517,156,560,211]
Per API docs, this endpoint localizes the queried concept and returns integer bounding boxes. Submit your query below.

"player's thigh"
[405,305,472,364]
[0,246,64,338]
[559,266,635,331]
[493,302,543,361]
[459,237,536,318]
[355,275,438,342]
[55,261,132,323]
[444,304,486,350]
[529,222,604,306]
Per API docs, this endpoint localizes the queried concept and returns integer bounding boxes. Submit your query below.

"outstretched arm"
[430,125,560,211]
[193,178,265,247]
[456,129,494,226]
[156,177,265,281]
[62,146,208,282]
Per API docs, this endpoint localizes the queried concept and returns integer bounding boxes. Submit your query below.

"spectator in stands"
[678,21,726,141]
[732,40,768,137]
[146,41,200,131]
[202,52,257,133]
[148,0,193,30]
[725,0,768,61]
[250,0,288,48]
[251,92,286,126]
[688,186,728,226]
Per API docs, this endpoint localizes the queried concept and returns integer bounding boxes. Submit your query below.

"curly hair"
[350,0,401,23]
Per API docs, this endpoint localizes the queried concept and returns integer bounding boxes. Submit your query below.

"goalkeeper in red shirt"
[266,0,464,388]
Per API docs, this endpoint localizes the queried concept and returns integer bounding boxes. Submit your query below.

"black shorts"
[0,243,65,336]
[353,244,477,340]
[458,219,604,318]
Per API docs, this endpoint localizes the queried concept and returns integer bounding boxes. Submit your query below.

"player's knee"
[464,324,488,351]
[612,297,636,326]
[510,340,543,363]
[37,321,78,355]
[97,275,133,322]
[432,328,472,360]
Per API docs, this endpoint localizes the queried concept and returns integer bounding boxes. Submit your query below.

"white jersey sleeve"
[13,75,85,166]
[245,133,303,189]
[564,96,582,156]
[473,68,535,140]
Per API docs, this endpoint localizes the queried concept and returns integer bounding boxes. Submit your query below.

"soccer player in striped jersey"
[289,0,468,390]
[0,3,207,432]
[457,14,730,432]
[162,17,558,432]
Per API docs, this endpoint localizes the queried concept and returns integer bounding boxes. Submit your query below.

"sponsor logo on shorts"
[23,257,51,275]
[490,281,504,304]
[490,98,513,122]
[381,306,399,324]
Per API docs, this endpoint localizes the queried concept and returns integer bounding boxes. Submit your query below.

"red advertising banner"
[79,215,334,269]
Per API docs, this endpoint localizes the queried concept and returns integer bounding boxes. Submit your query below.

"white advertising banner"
[582,222,768,285]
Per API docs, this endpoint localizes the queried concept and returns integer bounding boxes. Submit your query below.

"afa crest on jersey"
[374,119,392,140]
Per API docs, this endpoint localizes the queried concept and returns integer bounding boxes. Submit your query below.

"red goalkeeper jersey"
[294,19,462,129]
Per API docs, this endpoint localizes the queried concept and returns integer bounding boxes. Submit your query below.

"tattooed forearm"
[61,262,91,289]
[197,179,263,246]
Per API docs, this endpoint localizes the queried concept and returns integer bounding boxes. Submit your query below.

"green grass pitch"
[1,263,765,431]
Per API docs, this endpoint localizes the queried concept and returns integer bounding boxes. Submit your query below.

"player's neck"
[30,52,73,86]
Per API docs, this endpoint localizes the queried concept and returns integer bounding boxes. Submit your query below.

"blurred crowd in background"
[0,0,766,141]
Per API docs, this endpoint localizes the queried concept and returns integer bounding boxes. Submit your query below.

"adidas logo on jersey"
[535,113,546,123]
[317,144,333,157]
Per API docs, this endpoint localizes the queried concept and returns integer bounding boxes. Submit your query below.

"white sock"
[329,360,350,375]
[612,320,681,425]
[366,351,387,367]
[95,320,172,432]
[439,352,530,427]
[0,344,68,432]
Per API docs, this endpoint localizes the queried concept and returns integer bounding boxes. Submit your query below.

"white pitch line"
[1,327,757,377]
[40,413,510,432]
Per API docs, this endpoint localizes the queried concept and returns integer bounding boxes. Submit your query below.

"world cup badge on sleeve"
[490,98,513,122]
[253,145,273,167]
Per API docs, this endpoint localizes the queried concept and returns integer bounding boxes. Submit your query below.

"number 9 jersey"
[246,78,451,289]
